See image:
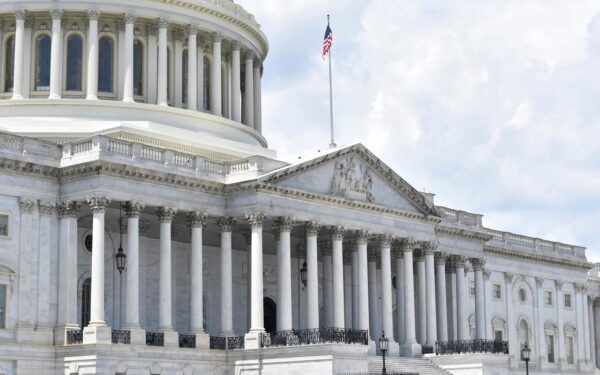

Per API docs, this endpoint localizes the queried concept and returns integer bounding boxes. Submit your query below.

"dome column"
[187,25,198,111]
[157,18,168,106]
[86,10,99,100]
[210,33,223,116]
[123,13,136,103]
[49,9,63,99]
[231,42,242,122]
[11,10,26,100]
[253,60,262,132]
[243,51,254,128]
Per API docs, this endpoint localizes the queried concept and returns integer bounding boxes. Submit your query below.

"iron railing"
[339,372,418,375]
[435,339,509,355]
[179,334,196,348]
[66,329,83,344]
[421,345,434,354]
[261,328,369,348]
[111,329,131,344]
[146,332,165,347]
[210,335,245,350]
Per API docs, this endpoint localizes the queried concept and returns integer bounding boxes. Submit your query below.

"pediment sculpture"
[331,156,374,202]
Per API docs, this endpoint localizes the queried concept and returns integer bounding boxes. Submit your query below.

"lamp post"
[300,260,307,289]
[379,331,389,375]
[521,344,530,375]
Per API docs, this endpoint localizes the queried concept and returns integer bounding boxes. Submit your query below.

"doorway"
[264,297,277,332]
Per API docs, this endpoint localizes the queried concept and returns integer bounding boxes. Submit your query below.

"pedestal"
[368,339,377,355]
[54,324,81,346]
[400,342,422,357]
[245,330,264,349]
[195,332,210,349]
[162,329,179,348]
[129,328,146,345]
[15,322,36,344]
[388,340,400,356]
[83,324,112,344]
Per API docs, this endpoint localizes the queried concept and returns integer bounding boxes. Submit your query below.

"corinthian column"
[454,256,469,340]
[332,226,345,329]
[395,246,405,344]
[356,230,370,333]
[275,217,293,331]
[424,241,438,347]
[11,10,26,100]
[124,201,145,344]
[15,199,35,343]
[435,252,449,342]
[415,249,426,344]
[86,10,100,100]
[244,211,265,349]
[157,206,178,347]
[49,9,63,99]
[83,197,111,344]
[217,216,235,337]
[472,258,486,340]
[306,221,320,329]
[380,235,398,354]
[399,238,421,357]
[37,202,54,339]
[190,212,209,348]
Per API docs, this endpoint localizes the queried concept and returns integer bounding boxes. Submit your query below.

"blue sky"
[238,0,600,262]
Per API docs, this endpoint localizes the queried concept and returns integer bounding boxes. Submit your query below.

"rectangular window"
[566,336,574,364]
[544,290,553,306]
[0,215,7,236]
[493,283,502,299]
[470,279,475,297]
[564,293,572,308]
[0,285,6,329]
[494,330,503,342]
[546,334,555,363]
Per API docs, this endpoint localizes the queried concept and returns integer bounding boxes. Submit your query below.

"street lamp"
[379,331,389,375]
[115,205,127,274]
[300,260,307,288]
[521,344,531,375]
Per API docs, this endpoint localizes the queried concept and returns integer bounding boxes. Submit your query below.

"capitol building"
[0,1,598,374]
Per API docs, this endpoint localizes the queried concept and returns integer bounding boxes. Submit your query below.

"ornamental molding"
[484,244,593,271]
[435,251,449,265]
[123,201,144,217]
[504,272,514,283]
[274,216,293,232]
[87,196,110,212]
[19,198,35,213]
[216,216,235,231]
[304,221,320,236]
[535,277,544,288]
[57,201,81,218]
[38,201,55,216]
[87,10,100,21]
[188,211,208,227]
[471,257,486,270]
[156,206,176,222]
[555,280,563,290]
[396,237,419,252]
[379,234,393,248]
[257,144,438,217]
[354,230,370,245]
[435,225,493,243]
[0,157,59,182]
[245,211,265,228]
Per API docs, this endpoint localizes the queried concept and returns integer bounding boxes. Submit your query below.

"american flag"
[322,24,333,59]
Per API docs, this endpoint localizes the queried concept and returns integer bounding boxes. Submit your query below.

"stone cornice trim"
[256,144,439,217]
[484,244,593,270]
[0,157,59,181]
[435,225,493,243]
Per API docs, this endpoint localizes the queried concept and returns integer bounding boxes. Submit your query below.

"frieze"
[331,156,374,203]
[485,244,593,271]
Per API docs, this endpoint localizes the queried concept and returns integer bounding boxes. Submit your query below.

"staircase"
[368,356,451,375]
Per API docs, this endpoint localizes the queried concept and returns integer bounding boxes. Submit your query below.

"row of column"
[7,10,262,131]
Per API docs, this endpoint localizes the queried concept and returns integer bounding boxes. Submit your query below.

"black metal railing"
[146,332,165,347]
[435,339,509,355]
[421,345,434,354]
[210,335,245,350]
[261,328,369,348]
[339,372,418,375]
[66,329,83,344]
[111,329,131,344]
[179,334,196,348]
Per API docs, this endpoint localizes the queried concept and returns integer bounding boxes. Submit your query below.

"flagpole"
[327,14,336,148]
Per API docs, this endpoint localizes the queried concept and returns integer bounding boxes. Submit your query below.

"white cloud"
[237,0,600,261]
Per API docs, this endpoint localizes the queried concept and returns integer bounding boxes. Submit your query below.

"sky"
[237,0,600,262]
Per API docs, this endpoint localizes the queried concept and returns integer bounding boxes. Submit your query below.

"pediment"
[259,144,439,216]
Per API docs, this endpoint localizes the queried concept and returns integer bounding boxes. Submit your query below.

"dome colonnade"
[0,3,264,132]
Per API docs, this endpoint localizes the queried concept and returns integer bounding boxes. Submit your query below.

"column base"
[245,330,264,349]
[387,340,400,356]
[83,324,112,344]
[195,332,210,349]
[54,323,81,346]
[400,341,422,357]
[218,330,235,337]
[160,329,179,348]
[15,322,43,344]
[368,339,377,355]
[127,327,146,345]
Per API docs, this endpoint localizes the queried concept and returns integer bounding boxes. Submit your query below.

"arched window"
[81,278,91,327]
[182,49,188,104]
[66,35,83,91]
[133,39,143,96]
[203,56,209,110]
[519,320,529,359]
[4,35,15,92]
[35,35,51,91]
[98,37,114,93]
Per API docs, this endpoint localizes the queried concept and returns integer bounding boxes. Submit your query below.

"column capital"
[305,221,320,236]
[87,9,100,21]
[555,280,563,291]
[124,201,145,217]
[535,277,544,288]
[212,32,223,43]
[396,237,418,252]
[452,255,469,268]
[50,9,63,20]
[147,23,158,35]
[343,251,353,265]
[156,206,177,222]
[216,217,236,232]
[38,201,55,216]
[483,269,491,280]
[172,28,184,42]
[15,10,27,21]
[574,283,584,293]
[379,234,393,248]
[158,17,169,28]
[87,196,110,213]
[470,257,486,270]
[231,40,241,52]
[123,12,136,24]
[504,272,514,283]
[331,225,346,241]
[19,198,35,213]
[420,240,438,255]
[274,216,293,232]
[367,248,379,262]
[24,15,34,28]
[245,211,265,228]
[244,49,255,60]
[189,212,208,228]
[434,251,449,265]
[242,229,252,245]
[188,24,198,35]
[57,201,81,218]
[355,230,370,245]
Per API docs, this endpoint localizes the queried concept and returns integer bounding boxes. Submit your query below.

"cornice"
[484,244,593,271]
[0,157,59,181]
[435,225,493,243]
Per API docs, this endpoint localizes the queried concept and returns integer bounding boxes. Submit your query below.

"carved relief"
[331,157,374,202]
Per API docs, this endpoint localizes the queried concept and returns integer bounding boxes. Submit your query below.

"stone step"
[368,356,451,375]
